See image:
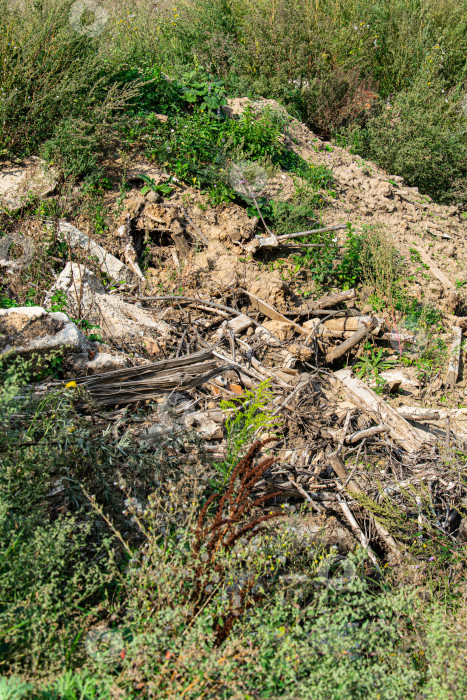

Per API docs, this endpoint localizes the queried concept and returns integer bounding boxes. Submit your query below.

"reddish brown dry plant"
[191,439,283,645]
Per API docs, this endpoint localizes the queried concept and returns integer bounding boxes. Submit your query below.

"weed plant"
[354,343,396,393]
[2,0,466,202]
[216,380,282,480]
[165,0,467,205]
[290,224,366,291]
[1,361,467,696]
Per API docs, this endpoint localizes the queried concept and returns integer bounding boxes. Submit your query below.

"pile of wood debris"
[67,281,467,567]
[3,98,467,570]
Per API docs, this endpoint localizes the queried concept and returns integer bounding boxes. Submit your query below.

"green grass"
[161,0,467,206]
[2,0,466,204]
[0,361,466,697]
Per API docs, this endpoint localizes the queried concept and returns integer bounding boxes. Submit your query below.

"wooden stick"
[327,450,363,496]
[279,243,331,248]
[331,369,428,452]
[328,451,400,557]
[397,406,446,421]
[336,493,379,565]
[288,478,324,513]
[346,424,389,444]
[283,291,357,318]
[179,205,210,246]
[276,224,347,242]
[413,246,455,290]
[308,289,356,311]
[397,406,467,421]
[325,318,378,363]
[445,326,463,387]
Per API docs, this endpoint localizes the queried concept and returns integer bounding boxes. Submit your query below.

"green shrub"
[2,362,467,696]
[0,361,196,676]
[290,224,365,291]
[345,52,467,204]
[168,0,467,203]
[215,380,282,480]
[0,1,142,178]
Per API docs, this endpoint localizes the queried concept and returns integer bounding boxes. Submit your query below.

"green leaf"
[183,91,199,103]
[204,95,222,109]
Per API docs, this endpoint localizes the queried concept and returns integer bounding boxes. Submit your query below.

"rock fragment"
[0,306,88,359]
[46,263,173,341]
[0,158,57,211]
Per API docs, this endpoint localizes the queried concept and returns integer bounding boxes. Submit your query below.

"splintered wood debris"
[62,277,467,566]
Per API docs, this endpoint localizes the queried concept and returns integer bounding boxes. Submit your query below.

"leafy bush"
[345,52,467,204]
[0,360,195,675]
[2,362,467,696]
[0,1,141,176]
[0,369,108,674]
[167,0,467,203]
[290,224,365,291]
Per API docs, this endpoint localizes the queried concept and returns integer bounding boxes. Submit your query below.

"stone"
[378,368,419,392]
[254,325,282,347]
[70,352,128,373]
[57,221,134,283]
[457,518,467,543]
[289,343,313,361]
[145,190,162,203]
[0,158,57,212]
[280,513,355,555]
[190,415,223,440]
[262,320,295,341]
[45,263,174,341]
[0,306,88,359]
[211,313,254,342]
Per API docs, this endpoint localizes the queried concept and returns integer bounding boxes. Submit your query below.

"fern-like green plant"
[354,344,396,392]
[215,380,282,480]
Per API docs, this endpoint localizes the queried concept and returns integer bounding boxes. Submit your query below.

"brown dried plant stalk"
[191,439,283,645]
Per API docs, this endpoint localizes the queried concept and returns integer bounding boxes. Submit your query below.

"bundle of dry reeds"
[72,348,234,405]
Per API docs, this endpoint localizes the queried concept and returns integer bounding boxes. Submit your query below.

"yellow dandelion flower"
[65,381,77,389]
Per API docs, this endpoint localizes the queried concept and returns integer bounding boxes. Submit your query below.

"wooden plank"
[397,406,447,422]
[331,369,428,452]
[445,326,463,387]
[397,405,467,422]
[283,289,356,317]
[413,246,454,289]
[309,288,356,310]
[241,289,308,335]
[325,318,378,362]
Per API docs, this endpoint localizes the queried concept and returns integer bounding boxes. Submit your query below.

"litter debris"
[56,221,136,283]
[5,94,467,578]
